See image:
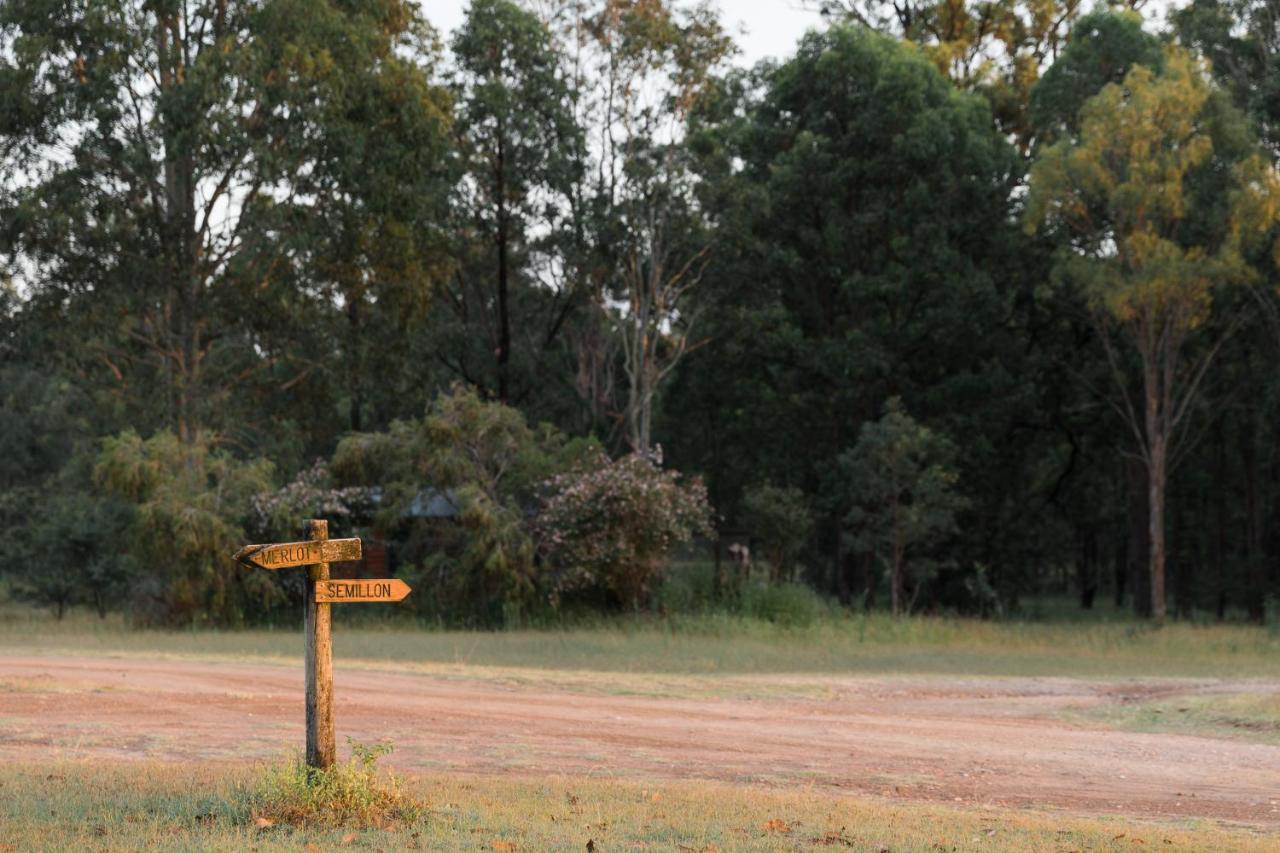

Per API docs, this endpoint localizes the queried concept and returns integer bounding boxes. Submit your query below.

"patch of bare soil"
[1,655,1277,827]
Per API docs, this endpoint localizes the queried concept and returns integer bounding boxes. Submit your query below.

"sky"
[419,0,830,67]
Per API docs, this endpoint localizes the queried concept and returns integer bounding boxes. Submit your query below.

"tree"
[1028,9,1163,147]
[537,0,733,451]
[331,385,590,625]
[0,0,449,444]
[739,484,814,584]
[812,0,1097,149]
[670,25,1019,601]
[252,0,452,434]
[94,431,276,625]
[1025,47,1280,621]
[446,0,582,405]
[840,400,966,616]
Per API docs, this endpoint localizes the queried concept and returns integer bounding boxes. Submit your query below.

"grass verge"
[0,758,1275,852]
[3,604,1280,679]
[1063,690,1280,745]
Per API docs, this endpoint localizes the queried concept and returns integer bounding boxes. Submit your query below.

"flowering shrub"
[535,450,713,609]
[250,460,376,540]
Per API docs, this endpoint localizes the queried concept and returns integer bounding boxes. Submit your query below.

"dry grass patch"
[1,758,1277,851]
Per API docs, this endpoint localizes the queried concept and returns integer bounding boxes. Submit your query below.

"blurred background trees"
[3,0,1280,626]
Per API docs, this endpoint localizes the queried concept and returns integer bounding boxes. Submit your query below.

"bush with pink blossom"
[535,450,713,610]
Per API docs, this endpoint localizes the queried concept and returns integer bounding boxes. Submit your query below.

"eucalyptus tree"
[446,0,582,406]
[812,0,1098,149]
[1026,48,1280,620]
[0,0,450,445]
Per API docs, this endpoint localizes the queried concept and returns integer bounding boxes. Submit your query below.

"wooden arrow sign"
[315,579,412,604]
[234,538,361,570]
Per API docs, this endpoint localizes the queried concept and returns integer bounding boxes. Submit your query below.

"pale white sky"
[418,1,1176,67]
[419,0,829,67]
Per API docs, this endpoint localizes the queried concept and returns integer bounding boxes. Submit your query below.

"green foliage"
[94,431,277,626]
[840,400,967,616]
[818,0,1085,147]
[1026,46,1280,619]
[253,740,421,828]
[332,385,590,626]
[536,451,714,610]
[738,582,829,628]
[669,23,1021,605]
[6,492,135,620]
[4,0,1280,626]
[739,484,814,584]
[1029,10,1164,147]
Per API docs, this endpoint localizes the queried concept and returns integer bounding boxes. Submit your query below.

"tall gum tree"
[447,0,582,405]
[0,0,447,443]
[1026,46,1280,620]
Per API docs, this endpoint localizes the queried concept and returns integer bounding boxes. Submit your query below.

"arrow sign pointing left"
[233,538,362,570]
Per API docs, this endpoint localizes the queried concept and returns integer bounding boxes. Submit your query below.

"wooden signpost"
[232,519,412,770]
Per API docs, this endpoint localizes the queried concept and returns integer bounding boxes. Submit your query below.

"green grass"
[1,759,1275,852]
[4,602,1280,679]
[1064,690,1280,745]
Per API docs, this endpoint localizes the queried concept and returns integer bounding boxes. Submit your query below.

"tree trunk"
[1242,426,1264,623]
[1214,420,1228,621]
[1148,435,1168,622]
[891,546,904,617]
[348,297,363,432]
[1127,455,1151,617]
[495,132,511,403]
[1113,533,1126,608]
[1078,527,1098,609]
[831,511,849,605]
[159,15,200,443]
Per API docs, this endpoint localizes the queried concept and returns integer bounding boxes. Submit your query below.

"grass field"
[2,759,1275,852]
[4,602,1280,680]
[1062,690,1280,745]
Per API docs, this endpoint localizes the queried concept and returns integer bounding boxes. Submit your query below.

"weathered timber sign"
[231,520,412,770]
[315,578,412,603]
[233,537,361,570]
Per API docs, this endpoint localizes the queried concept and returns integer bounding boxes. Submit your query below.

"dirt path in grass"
[1,655,1277,828]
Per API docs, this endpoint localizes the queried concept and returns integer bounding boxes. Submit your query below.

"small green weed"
[252,739,422,828]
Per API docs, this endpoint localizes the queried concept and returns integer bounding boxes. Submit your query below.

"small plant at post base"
[251,739,422,829]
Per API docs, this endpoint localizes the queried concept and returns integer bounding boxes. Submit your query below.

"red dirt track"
[1,655,1278,827]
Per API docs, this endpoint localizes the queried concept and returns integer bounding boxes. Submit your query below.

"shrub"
[536,451,714,610]
[330,385,594,626]
[250,460,375,541]
[740,582,828,628]
[252,740,421,828]
[94,430,277,626]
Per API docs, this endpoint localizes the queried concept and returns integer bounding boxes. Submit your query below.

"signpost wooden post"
[303,519,335,770]
[232,519,411,771]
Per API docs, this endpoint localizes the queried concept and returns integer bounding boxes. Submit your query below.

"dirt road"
[1,655,1277,827]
